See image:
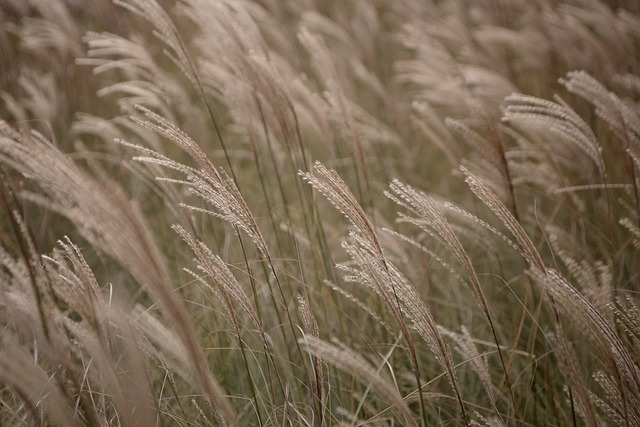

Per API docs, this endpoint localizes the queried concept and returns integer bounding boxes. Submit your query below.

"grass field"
[1,0,640,425]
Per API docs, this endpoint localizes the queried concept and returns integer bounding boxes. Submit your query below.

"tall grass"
[1,0,639,425]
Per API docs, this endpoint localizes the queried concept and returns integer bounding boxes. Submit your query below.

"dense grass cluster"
[1,0,640,425]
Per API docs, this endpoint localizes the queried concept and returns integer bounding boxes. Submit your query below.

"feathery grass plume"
[0,212,76,425]
[611,295,640,348]
[444,120,519,218]
[125,108,282,317]
[503,92,606,179]
[590,370,640,427]
[124,104,319,418]
[504,125,576,196]
[470,412,505,427]
[302,161,466,424]
[395,27,470,116]
[560,71,640,213]
[18,1,83,58]
[43,237,108,339]
[134,331,189,421]
[174,222,269,425]
[461,166,545,272]
[295,11,401,149]
[129,105,220,177]
[0,120,237,425]
[590,376,625,426]
[462,164,640,424]
[537,267,640,427]
[396,20,521,217]
[300,336,417,427]
[446,118,505,175]
[79,31,158,82]
[0,336,76,426]
[177,0,347,294]
[546,224,613,309]
[1,70,59,133]
[339,232,463,410]
[545,3,638,82]
[1,0,120,146]
[300,161,379,252]
[113,0,198,89]
[395,20,516,114]
[124,115,269,259]
[79,31,191,119]
[180,0,339,237]
[0,222,157,425]
[50,302,157,426]
[179,0,295,120]
[439,199,520,265]
[174,224,262,333]
[538,270,640,391]
[3,0,640,425]
[386,177,519,422]
[113,0,244,188]
[442,326,496,411]
[387,178,506,306]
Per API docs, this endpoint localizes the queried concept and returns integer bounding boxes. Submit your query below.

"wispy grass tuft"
[1,0,640,425]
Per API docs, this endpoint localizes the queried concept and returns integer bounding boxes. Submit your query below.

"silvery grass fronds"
[17,0,84,59]
[461,167,545,272]
[545,3,638,81]
[1,69,59,133]
[444,116,519,217]
[174,222,271,424]
[0,222,157,425]
[122,105,316,401]
[125,105,269,260]
[42,238,158,427]
[79,30,191,119]
[440,326,496,413]
[301,161,467,425]
[395,22,516,117]
[560,71,640,212]
[1,0,111,145]
[590,370,637,427]
[619,217,640,249]
[113,0,240,179]
[179,0,356,163]
[122,104,307,323]
[300,161,379,254]
[463,166,640,424]
[0,218,76,425]
[561,71,640,156]
[113,0,199,90]
[386,176,519,422]
[612,296,640,351]
[174,223,262,333]
[546,224,614,309]
[536,270,640,419]
[503,92,606,180]
[177,0,294,116]
[0,120,237,425]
